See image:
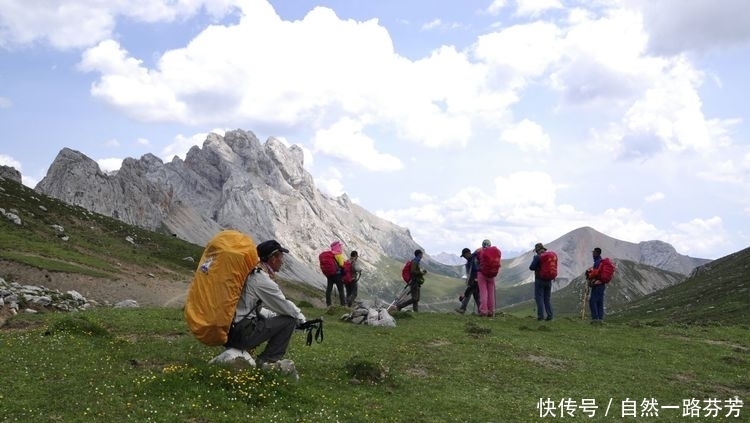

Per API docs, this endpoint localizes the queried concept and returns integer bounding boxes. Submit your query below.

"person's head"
[460,247,472,259]
[534,242,546,254]
[257,240,290,272]
[330,240,343,254]
[350,250,358,259]
[414,249,423,258]
[592,247,602,258]
[482,239,491,248]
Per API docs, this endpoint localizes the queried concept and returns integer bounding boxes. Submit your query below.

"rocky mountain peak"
[35,129,421,287]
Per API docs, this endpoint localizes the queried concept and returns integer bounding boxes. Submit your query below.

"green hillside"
[613,247,750,325]
[0,176,204,279]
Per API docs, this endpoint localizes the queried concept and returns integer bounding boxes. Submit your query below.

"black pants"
[326,274,345,306]
[459,279,480,311]
[345,281,358,307]
[397,282,421,312]
[225,315,296,363]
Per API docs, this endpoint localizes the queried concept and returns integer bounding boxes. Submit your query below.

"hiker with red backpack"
[320,240,346,307]
[529,242,556,321]
[343,250,363,307]
[477,239,501,317]
[586,247,615,324]
[391,249,427,312]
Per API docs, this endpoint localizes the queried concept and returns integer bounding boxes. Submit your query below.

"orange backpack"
[184,230,259,346]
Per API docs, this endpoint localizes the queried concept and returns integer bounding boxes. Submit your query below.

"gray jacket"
[234,268,304,322]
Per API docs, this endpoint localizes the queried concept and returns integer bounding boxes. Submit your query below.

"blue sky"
[1,0,749,260]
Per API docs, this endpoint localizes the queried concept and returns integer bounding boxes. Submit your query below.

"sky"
[1,0,749,260]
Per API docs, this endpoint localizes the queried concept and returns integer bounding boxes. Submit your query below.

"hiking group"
[184,230,616,381]
[454,240,614,322]
[319,241,362,307]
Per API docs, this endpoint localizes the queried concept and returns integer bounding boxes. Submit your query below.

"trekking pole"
[386,283,411,310]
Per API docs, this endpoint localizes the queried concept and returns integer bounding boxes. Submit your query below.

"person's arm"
[353,260,363,281]
[253,273,304,320]
[529,255,540,271]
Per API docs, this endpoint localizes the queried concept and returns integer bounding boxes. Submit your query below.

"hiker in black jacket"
[455,247,480,314]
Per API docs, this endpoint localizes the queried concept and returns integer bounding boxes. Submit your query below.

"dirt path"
[1,260,192,308]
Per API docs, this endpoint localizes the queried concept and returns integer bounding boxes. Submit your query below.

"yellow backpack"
[184,230,259,346]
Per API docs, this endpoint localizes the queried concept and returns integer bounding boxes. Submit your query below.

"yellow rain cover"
[184,230,259,346]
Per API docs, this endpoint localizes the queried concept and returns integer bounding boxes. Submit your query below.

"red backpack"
[598,258,616,283]
[319,250,339,277]
[342,260,353,284]
[401,260,413,283]
[539,251,558,280]
[479,246,501,278]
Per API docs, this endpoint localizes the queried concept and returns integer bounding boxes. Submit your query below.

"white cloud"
[97,157,122,172]
[486,0,508,16]
[0,0,237,49]
[638,0,750,54]
[136,137,150,146]
[316,167,344,197]
[312,118,403,172]
[0,154,21,169]
[500,119,551,152]
[515,0,563,18]
[410,192,434,203]
[160,129,225,162]
[645,192,664,202]
[421,19,441,30]
[0,96,12,108]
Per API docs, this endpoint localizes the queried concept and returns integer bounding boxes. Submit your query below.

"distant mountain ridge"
[31,130,710,305]
[497,226,710,292]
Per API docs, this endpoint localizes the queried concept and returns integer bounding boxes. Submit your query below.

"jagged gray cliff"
[35,130,422,288]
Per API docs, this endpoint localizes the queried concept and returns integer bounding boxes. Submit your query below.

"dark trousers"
[326,274,345,306]
[397,282,421,312]
[344,281,358,307]
[225,315,296,363]
[459,279,480,311]
[589,284,606,320]
[534,279,553,319]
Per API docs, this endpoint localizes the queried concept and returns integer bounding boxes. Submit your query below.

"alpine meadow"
[0,176,748,422]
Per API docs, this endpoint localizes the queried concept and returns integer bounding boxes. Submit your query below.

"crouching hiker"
[224,239,306,375]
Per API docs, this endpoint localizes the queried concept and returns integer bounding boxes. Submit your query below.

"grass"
[1,307,747,423]
[0,177,205,281]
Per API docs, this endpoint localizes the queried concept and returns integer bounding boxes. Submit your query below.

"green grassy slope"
[1,307,747,422]
[612,247,750,325]
[0,177,204,279]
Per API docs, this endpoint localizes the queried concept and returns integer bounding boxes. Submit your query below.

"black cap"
[257,240,289,260]
[592,247,602,254]
[460,248,471,257]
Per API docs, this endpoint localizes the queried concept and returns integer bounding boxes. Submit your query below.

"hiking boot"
[545,316,553,321]
[454,307,465,314]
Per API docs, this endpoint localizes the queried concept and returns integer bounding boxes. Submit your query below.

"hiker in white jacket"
[226,239,306,366]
